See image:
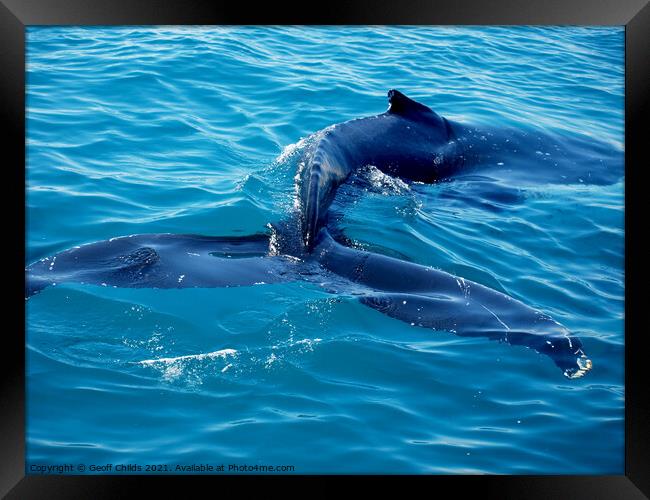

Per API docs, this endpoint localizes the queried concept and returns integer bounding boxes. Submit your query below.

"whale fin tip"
[387,89,434,116]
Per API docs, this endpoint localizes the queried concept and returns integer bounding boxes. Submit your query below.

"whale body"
[296,89,623,250]
[25,89,620,379]
[25,229,592,379]
[298,89,463,250]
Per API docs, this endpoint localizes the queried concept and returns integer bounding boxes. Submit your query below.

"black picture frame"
[2,0,648,497]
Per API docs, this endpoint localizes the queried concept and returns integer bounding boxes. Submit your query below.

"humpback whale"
[26,90,615,379]
[298,89,463,249]
[297,89,622,250]
[25,228,593,379]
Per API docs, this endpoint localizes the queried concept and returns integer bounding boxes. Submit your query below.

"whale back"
[24,233,295,297]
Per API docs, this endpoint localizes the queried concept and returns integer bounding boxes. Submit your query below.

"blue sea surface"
[26,26,624,474]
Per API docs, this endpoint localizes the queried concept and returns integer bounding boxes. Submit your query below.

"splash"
[276,137,308,163]
[138,348,237,366]
[359,165,410,195]
[137,348,238,383]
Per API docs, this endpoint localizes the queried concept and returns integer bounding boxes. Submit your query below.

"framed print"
[2,0,649,497]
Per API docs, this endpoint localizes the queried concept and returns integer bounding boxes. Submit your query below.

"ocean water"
[26,26,624,474]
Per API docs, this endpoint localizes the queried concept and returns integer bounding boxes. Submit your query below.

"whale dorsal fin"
[387,89,434,116]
